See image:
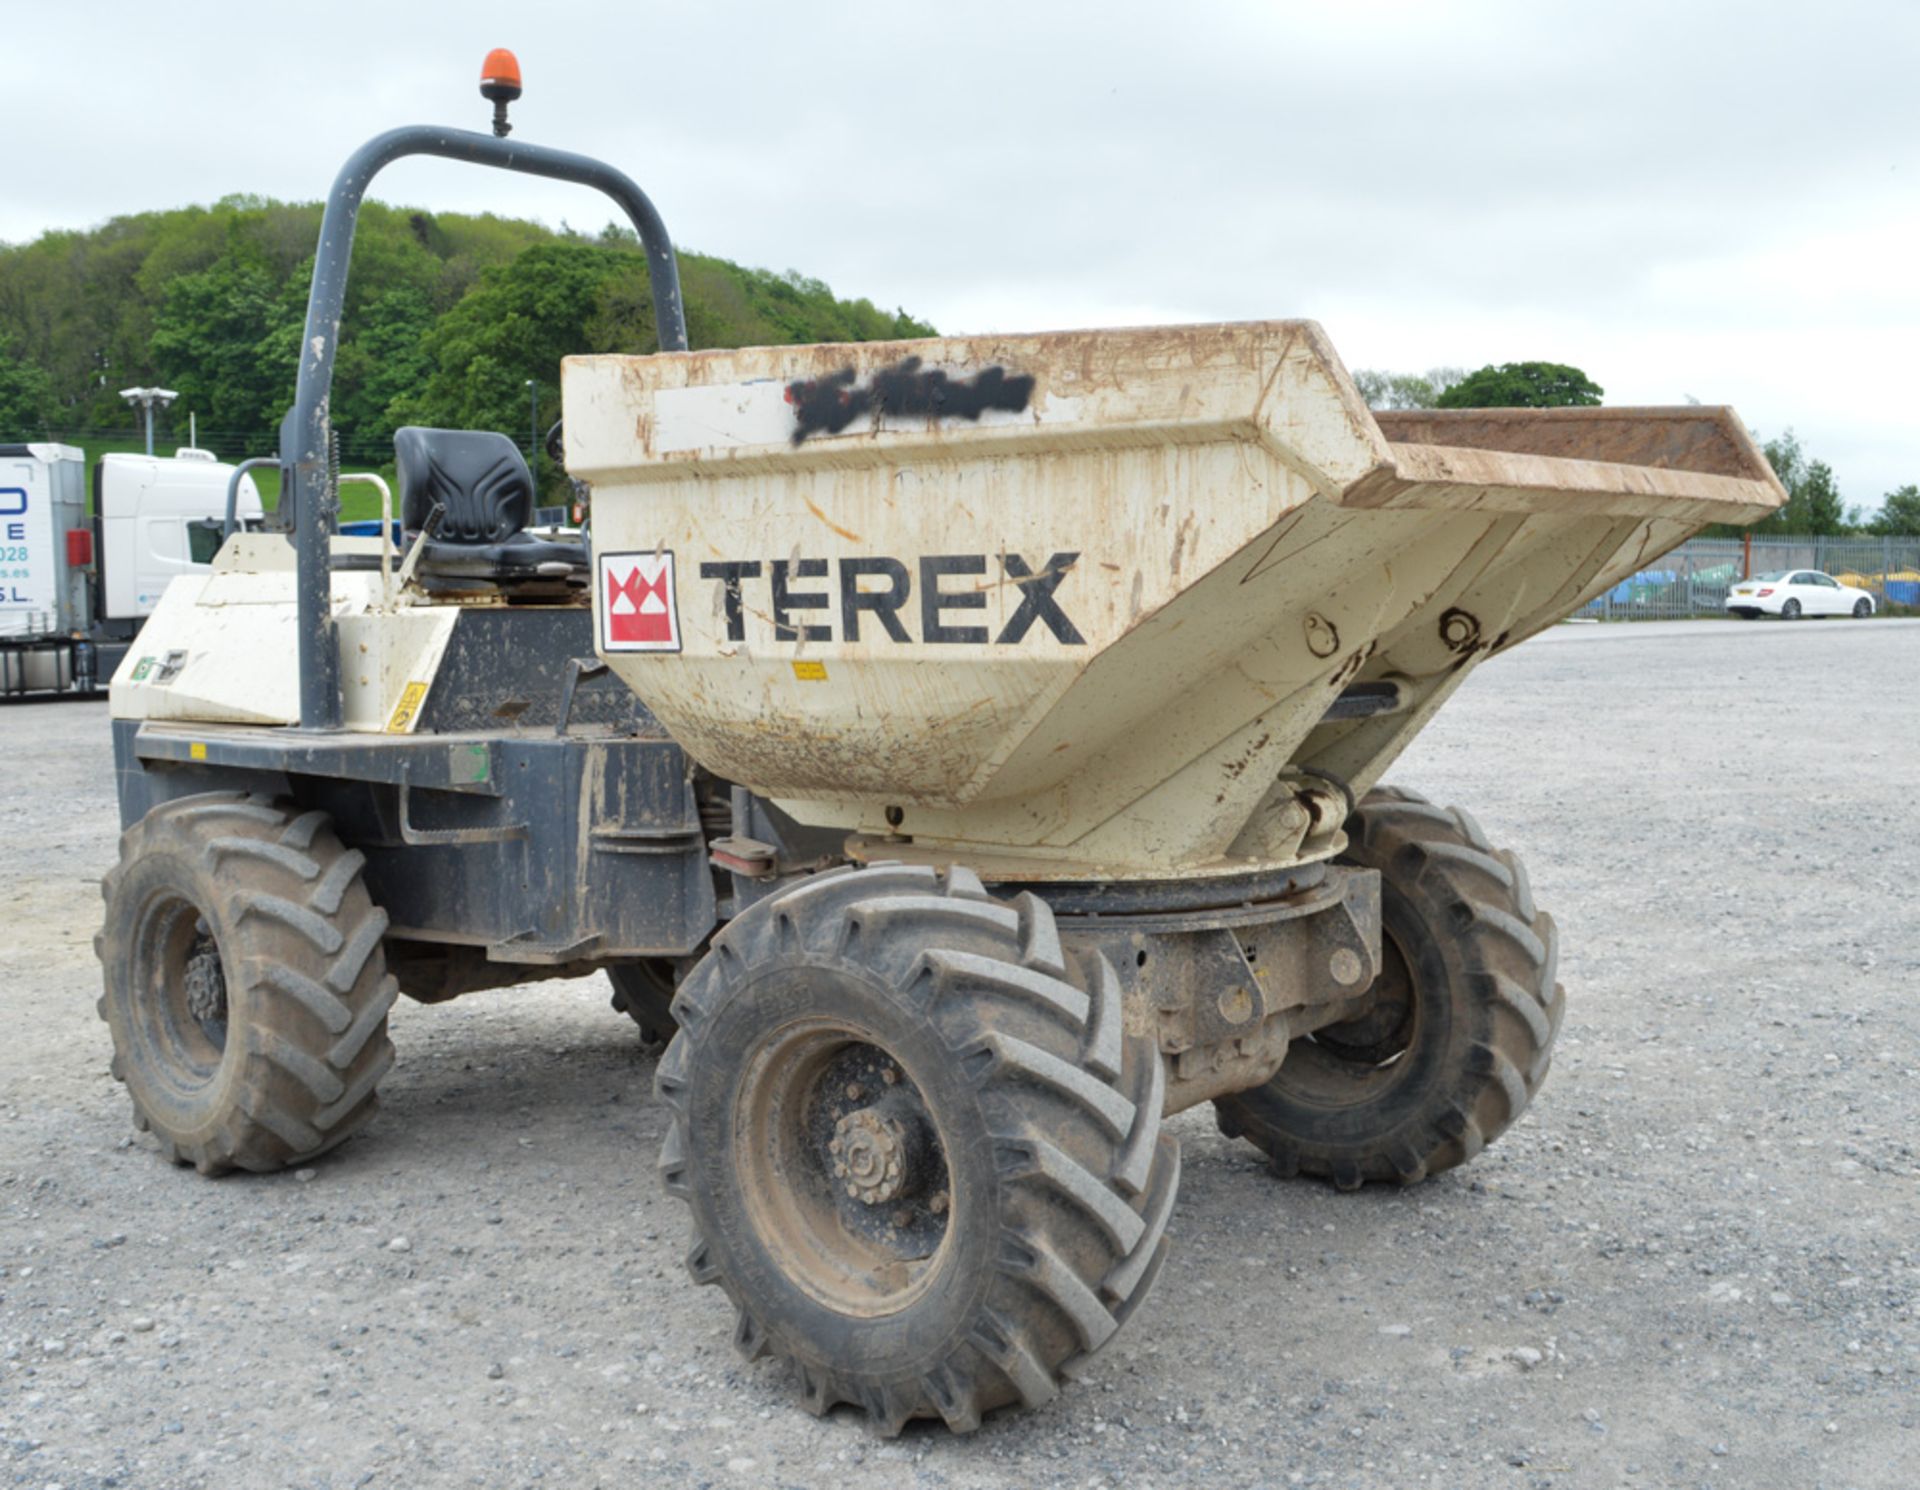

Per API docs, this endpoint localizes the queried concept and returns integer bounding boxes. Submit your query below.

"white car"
[1725,569,1875,620]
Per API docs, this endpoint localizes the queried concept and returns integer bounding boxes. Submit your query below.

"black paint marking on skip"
[785,357,1036,444]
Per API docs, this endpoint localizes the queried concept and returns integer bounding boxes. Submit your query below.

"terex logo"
[698,552,1085,646]
[600,551,680,653]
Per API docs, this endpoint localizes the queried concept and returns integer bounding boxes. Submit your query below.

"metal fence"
[1576,536,1920,621]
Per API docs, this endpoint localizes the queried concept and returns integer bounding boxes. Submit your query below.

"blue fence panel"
[1577,537,1920,620]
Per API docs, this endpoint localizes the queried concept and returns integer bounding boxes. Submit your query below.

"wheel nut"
[829,1107,912,1206]
[845,1083,864,1101]
[930,1193,948,1215]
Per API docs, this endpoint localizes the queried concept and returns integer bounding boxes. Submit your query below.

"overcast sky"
[5,1,1914,509]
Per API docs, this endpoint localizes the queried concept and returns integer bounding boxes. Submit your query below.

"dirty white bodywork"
[564,321,1784,879]
[110,533,459,732]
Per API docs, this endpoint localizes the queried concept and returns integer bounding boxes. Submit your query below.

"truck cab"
[94,450,267,629]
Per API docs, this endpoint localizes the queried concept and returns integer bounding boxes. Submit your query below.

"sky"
[3,0,1915,511]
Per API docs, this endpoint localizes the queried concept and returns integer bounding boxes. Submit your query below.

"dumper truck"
[91,54,1787,1435]
[0,444,265,697]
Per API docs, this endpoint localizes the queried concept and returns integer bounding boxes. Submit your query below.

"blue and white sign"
[0,468,58,636]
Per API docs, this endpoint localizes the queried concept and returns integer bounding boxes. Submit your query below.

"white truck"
[0,443,265,696]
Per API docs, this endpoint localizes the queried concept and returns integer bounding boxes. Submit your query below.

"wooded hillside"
[0,198,934,478]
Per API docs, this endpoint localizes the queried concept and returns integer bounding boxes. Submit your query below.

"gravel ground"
[3,617,1916,1490]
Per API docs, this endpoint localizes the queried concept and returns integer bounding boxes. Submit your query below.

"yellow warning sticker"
[188,742,208,761]
[386,681,429,734]
[791,660,829,682]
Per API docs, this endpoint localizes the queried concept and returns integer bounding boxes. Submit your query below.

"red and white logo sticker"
[600,550,680,653]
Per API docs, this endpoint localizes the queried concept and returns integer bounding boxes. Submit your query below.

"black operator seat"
[393,426,587,593]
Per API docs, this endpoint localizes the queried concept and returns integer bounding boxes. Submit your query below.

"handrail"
[284,125,687,730]
[223,456,279,538]
[337,473,397,602]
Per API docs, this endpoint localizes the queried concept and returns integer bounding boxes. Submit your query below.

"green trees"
[1435,361,1604,409]
[1753,430,1853,536]
[393,242,615,442]
[0,201,933,462]
[385,241,934,495]
[1351,361,1600,411]
[1867,484,1920,538]
[146,254,302,432]
[330,287,437,445]
[1350,367,1465,410]
[0,332,55,435]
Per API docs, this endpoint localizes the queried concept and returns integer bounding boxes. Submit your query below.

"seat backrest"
[394,427,533,544]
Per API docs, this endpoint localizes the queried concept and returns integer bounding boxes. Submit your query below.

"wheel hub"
[1312,931,1415,1066]
[181,927,228,1039]
[831,1107,908,1205]
[735,1029,954,1313]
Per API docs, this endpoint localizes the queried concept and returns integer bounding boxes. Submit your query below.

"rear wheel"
[656,863,1178,1434]
[609,959,679,1046]
[1214,786,1563,1190]
[1781,598,1802,619]
[97,793,397,1174]
[1853,597,1872,618]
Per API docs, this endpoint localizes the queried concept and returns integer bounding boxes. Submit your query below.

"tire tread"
[98,792,396,1176]
[1215,784,1563,1189]
[657,864,1176,1435]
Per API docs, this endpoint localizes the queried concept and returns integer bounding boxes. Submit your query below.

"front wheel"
[1854,597,1872,618]
[656,864,1178,1434]
[97,793,397,1174]
[1214,787,1564,1190]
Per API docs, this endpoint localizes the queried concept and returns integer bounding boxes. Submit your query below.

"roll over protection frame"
[284,125,687,730]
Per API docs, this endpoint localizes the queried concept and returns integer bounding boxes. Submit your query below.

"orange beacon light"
[480,49,523,137]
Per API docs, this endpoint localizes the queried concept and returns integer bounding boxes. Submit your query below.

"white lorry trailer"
[0,443,265,697]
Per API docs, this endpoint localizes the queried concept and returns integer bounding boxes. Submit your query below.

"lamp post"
[119,386,178,455]
[527,379,539,493]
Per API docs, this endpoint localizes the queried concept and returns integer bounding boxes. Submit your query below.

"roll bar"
[284,125,687,730]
